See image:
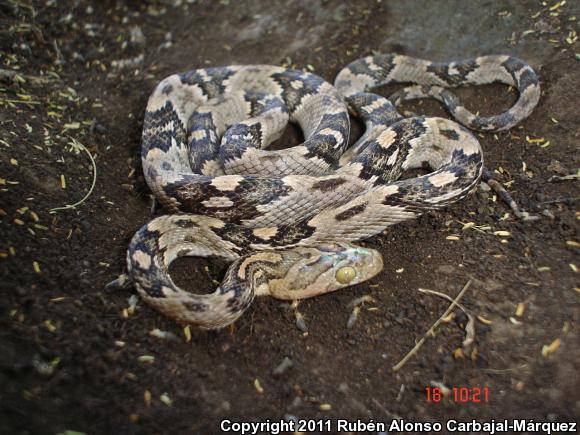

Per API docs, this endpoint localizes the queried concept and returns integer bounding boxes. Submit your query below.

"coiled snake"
[109,54,540,329]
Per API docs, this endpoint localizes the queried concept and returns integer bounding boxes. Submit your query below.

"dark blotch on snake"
[142,101,186,154]
[310,178,348,192]
[183,301,209,312]
[440,129,460,140]
[179,67,236,97]
[221,123,264,160]
[175,219,198,229]
[426,59,478,85]
[335,203,368,221]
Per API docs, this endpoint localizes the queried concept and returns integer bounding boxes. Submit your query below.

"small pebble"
[479,182,491,192]
[272,357,293,376]
[93,123,107,134]
[130,26,146,46]
[295,312,308,332]
[79,220,91,233]
[542,209,555,219]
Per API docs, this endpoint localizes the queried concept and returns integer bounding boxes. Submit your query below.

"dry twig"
[418,288,476,349]
[392,280,472,372]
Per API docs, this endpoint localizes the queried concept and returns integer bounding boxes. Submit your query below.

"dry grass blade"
[548,174,580,182]
[392,279,472,372]
[0,68,52,85]
[49,139,97,213]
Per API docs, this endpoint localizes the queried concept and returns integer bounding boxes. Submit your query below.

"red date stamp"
[425,386,490,403]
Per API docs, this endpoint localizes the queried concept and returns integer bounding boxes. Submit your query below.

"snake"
[109,54,540,329]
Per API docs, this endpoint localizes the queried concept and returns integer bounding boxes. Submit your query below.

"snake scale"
[110,54,540,329]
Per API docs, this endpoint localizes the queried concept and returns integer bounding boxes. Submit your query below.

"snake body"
[120,54,540,329]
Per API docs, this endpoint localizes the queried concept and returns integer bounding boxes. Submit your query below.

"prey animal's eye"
[335,266,356,284]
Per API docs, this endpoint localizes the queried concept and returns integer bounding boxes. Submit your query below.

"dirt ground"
[1,0,578,434]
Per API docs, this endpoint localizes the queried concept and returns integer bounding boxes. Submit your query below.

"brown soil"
[1,1,578,434]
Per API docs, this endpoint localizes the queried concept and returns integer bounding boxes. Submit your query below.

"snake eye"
[336,266,356,284]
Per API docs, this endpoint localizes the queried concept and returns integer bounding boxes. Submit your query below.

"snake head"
[267,242,384,300]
